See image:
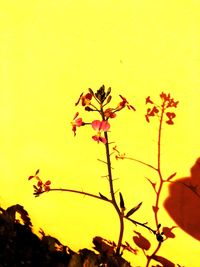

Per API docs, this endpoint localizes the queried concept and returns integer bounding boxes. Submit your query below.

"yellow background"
[0,1,200,266]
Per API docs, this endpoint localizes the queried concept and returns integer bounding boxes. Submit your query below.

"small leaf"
[75,92,83,106]
[35,169,40,175]
[126,202,142,218]
[105,95,112,105]
[106,87,111,97]
[99,193,108,201]
[146,177,157,192]
[166,172,177,181]
[145,114,150,123]
[157,223,161,229]
[28,175,34,180]
[152,206,159,213]
[88,88,94,96]
[152,255,175,267]
[133,231,151,250]
[162,226,176,238]
[119,192,125,210]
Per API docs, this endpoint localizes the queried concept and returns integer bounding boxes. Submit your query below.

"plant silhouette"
[164,157,200,241]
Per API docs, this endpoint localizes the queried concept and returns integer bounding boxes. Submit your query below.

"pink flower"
[71,112,84,136]
[91,120,110,144]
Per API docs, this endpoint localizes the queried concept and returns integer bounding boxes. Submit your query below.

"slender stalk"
[154,103,165,228]
[146,242,162,267]
[98,104,124,255]
[121,157,157,171]
[38,187,156,234]
[104,130,124,255]
[37,188,112,203]
[125,217,156,234]
[146,102,166,267]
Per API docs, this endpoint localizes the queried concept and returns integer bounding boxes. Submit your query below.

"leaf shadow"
[164,158,200,240]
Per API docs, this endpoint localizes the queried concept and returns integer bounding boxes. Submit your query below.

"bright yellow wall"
[0,1,200,266]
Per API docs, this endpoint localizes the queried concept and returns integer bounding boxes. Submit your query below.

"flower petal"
[100,120,110,131]
[92,120,101,130]
[100,136,107,144]
[75,118,83,127]
[73,112,79,120]
[92,135,100,143]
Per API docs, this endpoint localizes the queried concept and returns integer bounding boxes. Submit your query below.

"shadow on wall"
[164,158,200,241]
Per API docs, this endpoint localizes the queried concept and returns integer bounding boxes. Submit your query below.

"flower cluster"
[71,85,136,143]
[28,169,51,196]
[145,92,179,124]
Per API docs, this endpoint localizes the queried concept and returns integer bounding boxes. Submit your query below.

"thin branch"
[125,217,156,234]
[97,159,114,169]
[154,103,165,228]
[146,242,162,267]
[122,157,157,171]
[37,187,158,235]
[36,188,112,203]
[97,159,108,165]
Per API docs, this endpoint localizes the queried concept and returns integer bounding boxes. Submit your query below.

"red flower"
[145,96,154,104]
[116,95,136,111]
[166,98,179,108]
[166,112,176,125]
[75,92,93,106]
[33,180,51,196]
[145,106,159,122]
[160,92,179,108]
[160,92,171,101]
[28,169,51,196]
[91,120,110,144]
[104,108,116,119]
[43,180,51,192]
[149,106,159,116]
[71,112,84,136]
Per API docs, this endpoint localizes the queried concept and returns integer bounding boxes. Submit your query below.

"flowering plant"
[29,85,182,266]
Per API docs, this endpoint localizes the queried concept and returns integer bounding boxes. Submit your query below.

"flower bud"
[88,88,94,96]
